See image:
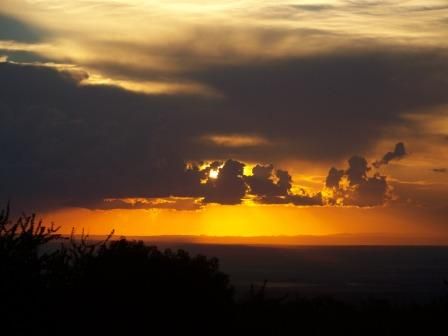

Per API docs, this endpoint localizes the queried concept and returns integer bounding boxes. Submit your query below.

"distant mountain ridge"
[69,233,448,246]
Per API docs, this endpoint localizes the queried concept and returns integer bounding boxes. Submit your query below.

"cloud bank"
[0,55,437,211]
[1,2,447,214]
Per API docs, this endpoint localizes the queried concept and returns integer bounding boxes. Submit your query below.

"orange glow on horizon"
[41,203,448,244]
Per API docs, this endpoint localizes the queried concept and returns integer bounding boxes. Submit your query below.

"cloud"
[0,14,44,42]
[243,164,323,206]
[4,45,448,163]
[373,142,406,168]
[289,192,324,206]
[93,197,203,211]
[290,4,333,12]
[203,160,247,205]
[0,2,446,218]
[199,134,270,148]
[0,61,210,210]
[324,155,392,207]
[433,168,447,173]
[245,164,288,197]
[188,49,448,162]
[325,167,345,189]
[346,156,370,186]
[347,175,389,207]
[0,55,431,211]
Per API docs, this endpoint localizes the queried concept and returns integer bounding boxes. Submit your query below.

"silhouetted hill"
[91,233,448,246]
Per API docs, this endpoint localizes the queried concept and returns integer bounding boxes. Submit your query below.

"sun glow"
[42,204,446,243]
[209,169,219,179]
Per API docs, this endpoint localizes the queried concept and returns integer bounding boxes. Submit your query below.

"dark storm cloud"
[0,56,324,209]
[0,61,211,210]
[186,49,448,161]
[18,45,444,164]
[433,168,447,173]
[373,142,406,168]
[0,45,444,210]
[79,45,448,161]
[0,58,293,209]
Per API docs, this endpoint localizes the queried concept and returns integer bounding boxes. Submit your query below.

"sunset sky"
[1,1,447,241]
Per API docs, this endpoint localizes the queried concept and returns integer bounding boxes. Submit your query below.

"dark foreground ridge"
[1,205,448,335]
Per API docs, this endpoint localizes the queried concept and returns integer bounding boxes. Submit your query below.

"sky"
[0,0,447,241]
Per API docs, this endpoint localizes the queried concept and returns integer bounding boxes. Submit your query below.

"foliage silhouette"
[0,205,234,335]
[1,203,448,335]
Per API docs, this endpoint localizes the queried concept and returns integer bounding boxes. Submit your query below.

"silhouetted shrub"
[2,203,448,335]
[0,204,62,331]
[0,205,234,335]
